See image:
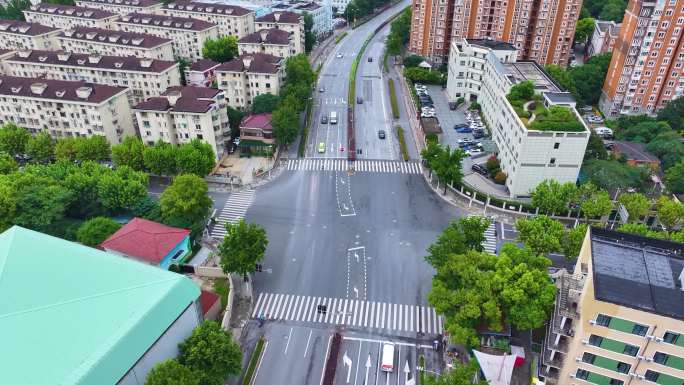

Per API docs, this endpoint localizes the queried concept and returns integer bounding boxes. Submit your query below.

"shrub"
[469,102,481,111]
[456,97,465,107]
[404,67,443,84]
[494,171,507,185]
[508,80,535,101]
[486,155,500,173]
[335,32,347,44]
[396,126,410,161]
[426,133,438,144]
[388,79,400,119]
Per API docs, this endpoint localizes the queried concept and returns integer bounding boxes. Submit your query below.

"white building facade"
[215,53,283,108]
[116,13,219,61]
[238,28,295,58]
[23,3,119,30]
[161,1,255,39]
[57,27,175,61]
[0,21,61,51]
[255,11,304,54]
[2,50,181,105]
[75,0,163,16]
[0,76,135,145]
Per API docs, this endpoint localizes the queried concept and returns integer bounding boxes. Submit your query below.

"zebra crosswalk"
[483,222,497,254]
[210,189,254,239]
[285,159,422,174]
[251,292,444,335]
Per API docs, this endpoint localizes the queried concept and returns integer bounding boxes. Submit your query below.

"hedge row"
[242,337,265,385]
[335,32,348,44]
[396,126,409,161]
[298,98,313,157]
[388,79,400,119]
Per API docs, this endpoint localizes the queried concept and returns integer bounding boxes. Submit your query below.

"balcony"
[540,366,559,382]
[543,349,564,369]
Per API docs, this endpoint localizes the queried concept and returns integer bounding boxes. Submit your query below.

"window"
[596,314,611,326]
[609,380,623,385]
[654,352,668,364]
[623,344,639,356]
[664,332,680,344]
[589,335,603,346]
[633,324,648,336]
[576,369,589,380]
[645,370,659,382]
[582,352,596,364]
[616,362,630,374]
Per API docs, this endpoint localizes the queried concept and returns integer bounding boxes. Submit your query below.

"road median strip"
[396,125,409,161]
[242,337,266,385]
[388,79,400,119]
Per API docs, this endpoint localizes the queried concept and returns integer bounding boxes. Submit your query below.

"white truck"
[381,343,395,372]
[329,111,338,124]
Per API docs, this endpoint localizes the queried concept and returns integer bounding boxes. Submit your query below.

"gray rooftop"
[591,227,684,320]
[544,92,576,105]
[466,38,516,51]
[502,61,561,93]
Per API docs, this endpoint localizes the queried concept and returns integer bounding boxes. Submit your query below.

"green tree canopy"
[76,216,122,247]
[584,132,608,160]
[423,361,487,385]
[545,64,577,97]
[226,107,245,138]
[201,36,238,63]
[26,132,55,163]
[96,166,148,213]
[159,173,212,234]
[0,152,18,174]
[657,97,684,131]
[507,80,535,101]
[403,54,425,68]
[617,223,668,239]
[646,131,684,170]
[425,216,491,268]
[143,140,178,176]
[178,321,242,385]
[599,0,627,21]
[285,54,315,89]
[666,159,684,194]
[271,95,300,147]
[0,0,32,20]
[563,224,588,259]
[303,12,315,53]
[516,215,566,255]
[251,94,281,114]
[657,197,684,231]
[219,218,268,278]
[574,17,595,44]
[575,183,613,220]
[145,359,199,385]
[569,53,612,105]
[176,139,216,177]
[0,123,29,156]
[581,159,649,191]
[617,192,651,222]
[530,179,576,214]
[11,173,73,230]
[112,136,145,171]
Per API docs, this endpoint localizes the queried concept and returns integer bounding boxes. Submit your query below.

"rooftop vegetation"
[506,81,585,132]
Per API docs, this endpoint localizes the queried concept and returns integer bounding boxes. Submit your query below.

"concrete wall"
[117,301,202,385]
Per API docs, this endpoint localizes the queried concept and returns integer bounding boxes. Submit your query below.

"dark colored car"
[454,123,469,130]
[471,163,488,176]
[456,127,473,133]
[357,96,363,104]
[378,130,386,139]
[449,102,457,110]
[368,57,373,62]
[321,115,328,124]
[473,129,486,139]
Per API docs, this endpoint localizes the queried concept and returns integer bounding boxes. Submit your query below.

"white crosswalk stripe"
[483,222,497,254]
[285,159,422,174]
[251,292,444,334]
[211,189,255,239]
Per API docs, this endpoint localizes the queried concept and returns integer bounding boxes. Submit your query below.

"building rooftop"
[27,3,117,19]
[8,49,177,73]
[0,20,60,36]
[595,20,621,36]
[101,217,190,264]
[163,85,221,99]
[292,2,321,11]
[0,226,200,385]
[241,112,272,131]
[612,140,660,163]
[189,58,220,71]
[466,38,516,51]
[239,28,291,45]
[216,52,282,74]
[200,289,220,314]
[163,0,252,16]
[256,10,301,23]
[135,86,220,113]
[118,12,217,31]
[77,0,162,7]
[0,75,127,103]
[590,227,684,320]
[59,27,172,49]
[544,92,576,105]
[502,61,562,93]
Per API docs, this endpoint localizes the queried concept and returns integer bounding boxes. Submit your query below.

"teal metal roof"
[0,226,201,385]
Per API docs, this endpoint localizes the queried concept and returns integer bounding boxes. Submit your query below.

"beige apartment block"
[24,3,119,30]
[57,27,174,61]
[0,21,61,51]
[0,76,135,144]
[255,11,304,55]
[134,86,230,158]
[238,28,295,59]
[2,50,180,105]
[161,1,254,39]
[115,13,219,61]
[215,53,283,108]
[541,227,684,385]
[75,0,163,16]
[587,20,621,58]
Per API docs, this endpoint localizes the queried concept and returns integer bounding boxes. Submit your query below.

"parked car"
[454,123,469,129]
[456,127,473,133]
[319,86,325,92]
[595,126,614,139]
[471,163,488,175]
[466,148,483,156]
[473,129,486,139]
[378,130,386,139]
[458,138,475,147]
[449,102,457,110]
[336,53,343,58]
[321,115,328,124]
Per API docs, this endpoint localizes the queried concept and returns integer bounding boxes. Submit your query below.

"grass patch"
[335,32,347,44]
[242,337,265,385]
[419,355,425,384]
[298,98,313,157]
[383,51,389,73]
[213,278,229,308]
[396,125,409,161]
[388,79,399,119]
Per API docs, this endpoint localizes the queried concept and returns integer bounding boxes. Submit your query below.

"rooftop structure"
[238,28,295,58]
[57,27,174,60]
[24,3,119,30]
[75,0,163,15]
[161,1,255,38]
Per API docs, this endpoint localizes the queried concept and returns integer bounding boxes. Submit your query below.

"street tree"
[226,107,245,138]
[178,321,242,385]
[12,173,73,230]
[568,53,611,105]
[574,18,595,44]
[516,215,565,255]
[581,159,649,191]
[0,179,16,231]
[76,216,122,247]
[420,140,441,177]
[657,97,684,131]
[647,131,684,170]
[219,218,268,280]
[425,216,491,268]
[143,140,178,176]
[201,36,238,63]
[145,359,199,385]
[422,361,487,385]
[617,192,651,222]
[285,54,315,88]
[657,197,684,231]
[62,161,107,218]
[159,173,212,233]
[434,146,465,193]
[176,139,216,177]
[251,94,281,114]
[74,136,111,162]
[26,132,54,163]
[303,12,315,53]
[111,136,145,171]
[54,137,78,162]
[617,223,668,239]
[0,152,18,174]
[0,123,29,156]
[575,183,613,221]
[271,95,300,147]
[563,224,588,259]
[97,166,148,213]
[530,179,576,214]
[666,159,684,194]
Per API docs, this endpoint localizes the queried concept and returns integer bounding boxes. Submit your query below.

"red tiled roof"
[215,53,281,74]
[28,3,117,19]
[0,76,127,103]
[118,12,217,31]
[59,27,172,49]
[100,217,189,264]
[189,58,219,72]
[200,290,220,314]
[7,50,176,73]
[256,11,301,24]
[164,1,252,17]
[241,113,272,131]
[163,85,220,99]
[239,28,290,45]
[0,20,60,36]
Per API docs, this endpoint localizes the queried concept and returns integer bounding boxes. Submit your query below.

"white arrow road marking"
[344,351,353,383]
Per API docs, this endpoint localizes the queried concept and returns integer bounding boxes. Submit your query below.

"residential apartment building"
[3,50,180,105]
[115,13,219,61]
[133,86,230,158]
[23,3,119,30]
[255,11,304,54]
[586,20,621,58]
[185,58,220,87]
[75,0,163,16]
[0,21,61,51]
[57,27,174,61]
[541,227,684,385]
[277,1,332,37]
[215,53,283,108]
[238,28,295,58]
[329,0,352,13]
[0,76,135,144]
[600,0,684,117]
[408,0,581,66]
[478,51,589,197]
[446,38,517,103]
[161,1,255,39]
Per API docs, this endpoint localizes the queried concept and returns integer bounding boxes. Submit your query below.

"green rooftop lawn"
[506,80,585,132]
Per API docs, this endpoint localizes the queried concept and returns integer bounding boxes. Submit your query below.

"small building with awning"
[239,112,275,154]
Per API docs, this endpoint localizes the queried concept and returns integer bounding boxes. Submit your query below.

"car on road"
[368,57,372,62]
[456,126,473,133]
[336,53,343,58]
[381,343,395,372]
[319,87,325,92]
[378,130,386,139]
[329,111,338,124]
[317,142,326,153]
[458,138,475,147]
[357,96,363,104]
[466,148,484,156]
[449,102,457,110]
[321,115,328,124]
[471,163,488,175]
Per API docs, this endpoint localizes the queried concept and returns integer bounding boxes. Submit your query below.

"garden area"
[506,81,584,132]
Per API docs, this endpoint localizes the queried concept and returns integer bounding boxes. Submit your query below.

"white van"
[381,343,395,372]
[329,111,338,124]
[595,126,613,139]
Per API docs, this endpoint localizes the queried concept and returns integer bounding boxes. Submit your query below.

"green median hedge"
[242,337,265,385]
[396,126,409,161]
[335,32,347,44]
[388,79,399,119]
